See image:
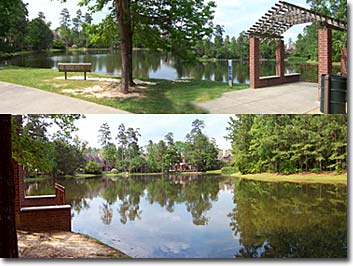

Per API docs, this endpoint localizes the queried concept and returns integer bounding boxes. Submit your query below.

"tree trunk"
[0,115,19,258]
[115,0,133,94]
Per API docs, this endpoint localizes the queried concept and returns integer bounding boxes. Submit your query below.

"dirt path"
[17,230,129,259]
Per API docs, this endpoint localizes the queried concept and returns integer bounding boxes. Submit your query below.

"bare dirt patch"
[17,230,129,259]
[58,76,157,99]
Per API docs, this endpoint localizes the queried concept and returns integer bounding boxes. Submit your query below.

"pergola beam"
[247,0,347,39]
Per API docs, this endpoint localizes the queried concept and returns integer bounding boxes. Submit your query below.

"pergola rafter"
[247,1,347,91]
[247,1,347,40]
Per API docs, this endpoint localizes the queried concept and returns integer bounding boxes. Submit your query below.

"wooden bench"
[58,63,92,80]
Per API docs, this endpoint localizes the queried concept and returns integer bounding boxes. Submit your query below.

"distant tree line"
[226,115,347,174]
[98,119,221,174]
[12,116,221,178]
[194,26,279,60]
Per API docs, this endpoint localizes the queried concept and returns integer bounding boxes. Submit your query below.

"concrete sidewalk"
[0,81,130,114]
[196,82,321,114]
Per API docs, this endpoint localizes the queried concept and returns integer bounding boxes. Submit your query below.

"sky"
[69,115,233,151]
[24,0,309,43]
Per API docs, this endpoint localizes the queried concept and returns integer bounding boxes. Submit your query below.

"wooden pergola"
[246,1,347,90]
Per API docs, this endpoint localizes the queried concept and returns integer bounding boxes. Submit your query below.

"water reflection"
[230,179,347,258]
[25,175,347,258]
[1,50,340,83]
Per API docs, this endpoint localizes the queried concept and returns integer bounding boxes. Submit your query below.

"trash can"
[320,74,347,114]
[330,75,347,114]
[320,75,326,114]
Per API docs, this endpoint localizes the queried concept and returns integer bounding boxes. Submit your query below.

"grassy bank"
[0,67,248,113]
[231,172,347,185]
[24,177,52,183]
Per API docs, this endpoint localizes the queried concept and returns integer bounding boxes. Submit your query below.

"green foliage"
[12,115,83,177]
[184,119,221,172]
[226,115,347,175]
[25,15,53,51]
[221,167,236,175]
[84,160,103,174]
[294,0,347,62]
[0,0,28,52]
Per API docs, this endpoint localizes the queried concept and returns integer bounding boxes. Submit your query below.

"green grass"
[64,173,102,179]
[0,67,248,114]
[231,172,347,185]
[24,177,52,183]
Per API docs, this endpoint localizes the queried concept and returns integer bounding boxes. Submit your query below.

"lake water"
[25,175,347,258]
[0,50,339,83]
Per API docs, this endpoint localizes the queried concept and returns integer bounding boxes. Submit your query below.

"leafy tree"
[184,119,221,172]
[59,8,72,47]
[0,0,28,52]
[25,14,54,51]
[226,115,347,175]
[64,0,216,94]
[85,160,103,174]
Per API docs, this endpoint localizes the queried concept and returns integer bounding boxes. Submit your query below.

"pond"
[0,50,340,84]
[25,175,347,259]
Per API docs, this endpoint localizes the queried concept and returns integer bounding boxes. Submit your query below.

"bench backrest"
[58,63,92,72]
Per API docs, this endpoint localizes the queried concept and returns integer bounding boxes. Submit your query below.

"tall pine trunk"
[115,0,133,94]
[0,115,19,258]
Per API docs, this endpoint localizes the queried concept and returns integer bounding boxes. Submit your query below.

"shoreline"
[24,171,347,185]
[17,230,130,259]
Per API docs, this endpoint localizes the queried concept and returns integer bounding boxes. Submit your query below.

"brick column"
[318,28,332,98]
[341,48,347,77]
[250,37,260,89]
[13,160,24,226]
[276,40,285,79]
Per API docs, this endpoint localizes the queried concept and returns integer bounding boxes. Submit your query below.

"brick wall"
[19,207,71,232]
[22,196,57,207]
[13,160,24,226]
[250,37,299,88]
[341,48,347,77]
[318,28,332,97]
[13,160,71,232]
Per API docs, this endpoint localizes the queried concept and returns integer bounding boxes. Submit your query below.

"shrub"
[110,168,119,174]
[221,167,236,175]
[53,39,66,49]
[84,161,102,174]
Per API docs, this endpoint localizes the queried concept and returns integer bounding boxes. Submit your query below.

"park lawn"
[0,67,248,113]
[231,172,347,185]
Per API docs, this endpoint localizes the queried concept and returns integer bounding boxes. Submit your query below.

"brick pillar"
[250,37,260,89]
[341,48,347,77]
[13,160,24,226]
[318,28,332,98]
[276,40,285,79]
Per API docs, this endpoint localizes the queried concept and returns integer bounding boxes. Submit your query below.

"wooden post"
[65,72,67,80]
[84,72,87,80]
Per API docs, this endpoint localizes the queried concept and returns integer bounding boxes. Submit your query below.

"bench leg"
[84,72,87,80]
[65,72,67,80]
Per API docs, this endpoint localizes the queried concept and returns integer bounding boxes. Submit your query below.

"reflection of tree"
[229,179,347,258]
[114,178,145,224]
[147,177,182,213]
[179,175,221,226]
[100,202,113,225]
